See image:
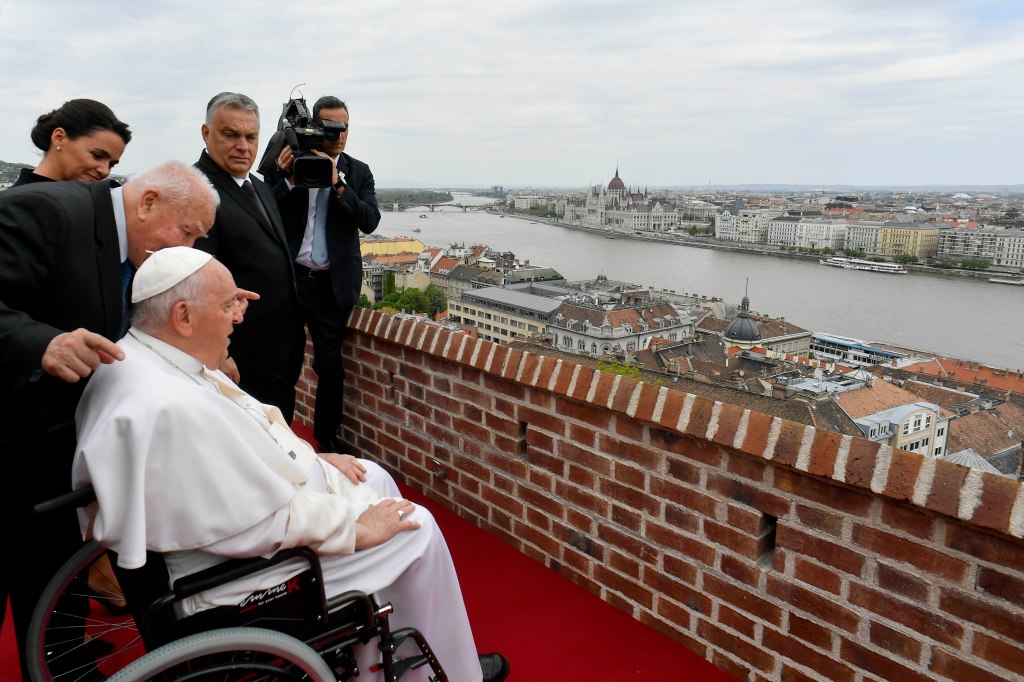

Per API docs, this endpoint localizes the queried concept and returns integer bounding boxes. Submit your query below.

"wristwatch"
[332,176,346,191]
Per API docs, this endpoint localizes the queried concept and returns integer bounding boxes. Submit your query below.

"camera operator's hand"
[276,146,295,179]
[309,149,345,194]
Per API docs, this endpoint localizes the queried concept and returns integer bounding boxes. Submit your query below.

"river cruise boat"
[988,277,1024,286]
[819,257,908,274]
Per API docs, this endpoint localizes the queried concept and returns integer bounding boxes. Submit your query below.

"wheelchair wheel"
[27,540,145,681]
[104,627,334,682]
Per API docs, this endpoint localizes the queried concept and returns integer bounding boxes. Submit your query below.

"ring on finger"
[398,510,406,521]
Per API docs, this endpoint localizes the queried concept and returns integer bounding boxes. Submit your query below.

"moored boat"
[819,256,908,274]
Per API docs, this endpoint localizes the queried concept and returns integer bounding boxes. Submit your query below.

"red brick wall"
[297,309,1024,681]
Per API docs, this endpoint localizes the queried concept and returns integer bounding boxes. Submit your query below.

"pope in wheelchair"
[70,247,508,681]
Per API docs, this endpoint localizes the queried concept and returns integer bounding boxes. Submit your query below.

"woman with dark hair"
[13,98,132,187]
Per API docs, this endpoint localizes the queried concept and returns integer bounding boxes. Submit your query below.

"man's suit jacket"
[0,181,123,443]
[274,153,381,308]
[193,151,304,403]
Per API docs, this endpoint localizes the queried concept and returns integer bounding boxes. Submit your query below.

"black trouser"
[1,423,86,679]
[296,266,353,446]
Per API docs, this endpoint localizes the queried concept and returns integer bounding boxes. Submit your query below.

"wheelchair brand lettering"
[238,577,302,612]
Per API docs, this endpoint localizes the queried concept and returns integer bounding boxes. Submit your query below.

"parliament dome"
[608,168,625,191]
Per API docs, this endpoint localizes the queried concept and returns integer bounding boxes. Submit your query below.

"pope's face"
[191,262,244,369]
[202,105,259,177]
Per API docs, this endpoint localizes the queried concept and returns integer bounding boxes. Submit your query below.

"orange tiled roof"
[431,256,459,274]
[946,402,1024,457]
[902,358,1024,396]
[371,253,420,265]
[833,379,944,420]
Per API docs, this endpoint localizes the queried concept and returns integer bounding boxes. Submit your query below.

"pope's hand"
[355,498,419,550]
[41,329,124,383]
[320,453,367,485]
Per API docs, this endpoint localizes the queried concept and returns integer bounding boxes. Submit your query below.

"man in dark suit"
[272,96,380,452]
[194,92,305,422]
[0,162,219,667]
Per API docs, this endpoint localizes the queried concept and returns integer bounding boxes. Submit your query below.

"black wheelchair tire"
[27,539,144,681]
[103,626,334,682]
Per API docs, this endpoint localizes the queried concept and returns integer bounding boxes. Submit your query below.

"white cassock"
[73,329,482,682]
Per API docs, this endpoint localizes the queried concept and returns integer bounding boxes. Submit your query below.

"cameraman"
[272,96,380,453]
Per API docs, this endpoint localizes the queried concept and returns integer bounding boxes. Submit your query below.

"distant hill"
[0,159,33,184]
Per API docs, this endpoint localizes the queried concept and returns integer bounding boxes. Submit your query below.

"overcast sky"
[1,1,1022,188]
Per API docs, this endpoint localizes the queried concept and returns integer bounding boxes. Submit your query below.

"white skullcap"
[131,247,213,303]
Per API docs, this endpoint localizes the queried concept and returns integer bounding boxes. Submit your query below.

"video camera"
[258,94,346,188]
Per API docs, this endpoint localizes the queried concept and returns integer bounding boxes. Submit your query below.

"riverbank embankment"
[496,211,1017,285]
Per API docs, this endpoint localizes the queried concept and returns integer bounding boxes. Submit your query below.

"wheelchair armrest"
[170,546,323,598]
[33,485,96,515]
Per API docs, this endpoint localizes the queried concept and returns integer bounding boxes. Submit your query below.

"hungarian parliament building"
[562,169,717,231]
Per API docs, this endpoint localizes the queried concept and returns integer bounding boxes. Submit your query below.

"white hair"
[125,161,219,210]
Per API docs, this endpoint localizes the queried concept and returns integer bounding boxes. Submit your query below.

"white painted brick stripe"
[705,401,723,441]
[626,384,643,418]
[763,417,782,460]
[676,394,695,433]
[529,357,543,386]
[912,456,937,507]
[567,365,582,397]
[732,410,750,451]
[607,375,622,409]
[469,338,483,366]
[957,468,986,521]
[514,353,530,383]
[483,344,497,372]
[586,372,601,403]
[832,436,852,483]
[870,446,893,494]
[794,425,816,472]
[1009,485,1024,538]
[547,360,563,392]
[651,387,669,424]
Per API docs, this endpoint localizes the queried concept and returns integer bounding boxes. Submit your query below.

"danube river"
[372,198,1022,371]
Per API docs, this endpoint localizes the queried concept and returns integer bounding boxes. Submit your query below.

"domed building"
[697,288,813,356]
[724,295,761,346]
[570,168,679,233]
[607,168,625,195]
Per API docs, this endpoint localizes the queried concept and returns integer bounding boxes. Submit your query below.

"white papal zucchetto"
[131,247,213,303]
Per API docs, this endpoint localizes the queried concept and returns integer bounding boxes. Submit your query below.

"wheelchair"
[27,487,448,682]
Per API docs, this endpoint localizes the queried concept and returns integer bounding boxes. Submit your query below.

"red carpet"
[1,424,733,680]
[405,484,734,680]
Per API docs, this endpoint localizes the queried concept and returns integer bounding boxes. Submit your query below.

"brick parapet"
[294,308,1024,680]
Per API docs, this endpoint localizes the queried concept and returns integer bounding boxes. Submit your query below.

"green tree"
[373,291,402,311]
[960,257,990,270]
[396,287,429,313]
[382,271,397,298]
[894,254,919,264]
[358,293,371,308]
[425,284,447,317]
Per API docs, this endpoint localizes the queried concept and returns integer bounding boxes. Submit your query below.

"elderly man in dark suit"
[272,96,381,452]
[194,92,306,423]
[0,161,219,666]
